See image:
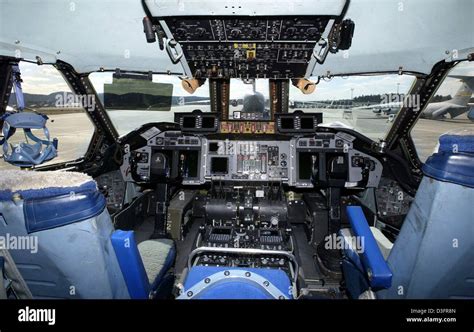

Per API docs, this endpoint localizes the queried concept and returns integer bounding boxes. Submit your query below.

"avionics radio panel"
[174,110,275,134]
[162,17,330,79]
[219,121,275,134]
[145,0,353,79]
[204,140,290,181]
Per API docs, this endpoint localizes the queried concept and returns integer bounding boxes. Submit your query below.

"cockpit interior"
[0,0,473,302]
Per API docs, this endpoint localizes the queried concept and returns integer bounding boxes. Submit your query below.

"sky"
[15,61,474,101]
[19,63,70,95]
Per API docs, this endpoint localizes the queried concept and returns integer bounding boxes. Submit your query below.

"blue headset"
[0,64,58,167]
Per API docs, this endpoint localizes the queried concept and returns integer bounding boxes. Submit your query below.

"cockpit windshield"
[89,72,416,140]
[89,73,211,136]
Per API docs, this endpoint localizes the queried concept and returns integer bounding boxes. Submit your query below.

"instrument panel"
[275,112,323,133]
[174,111,219,132]
[204,140,289,182]
[167,18,328,42]
[289,133,382,188]
[145,0,354,80]
[161,17,331,79]
[95,170,126,211]
[121,128,382,189]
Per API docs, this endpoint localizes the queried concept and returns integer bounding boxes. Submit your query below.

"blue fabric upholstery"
[0,171,129,298]
[345,206,393,289]
[0,205,129,299]
[140,239,176,291]
[378,177,474,299]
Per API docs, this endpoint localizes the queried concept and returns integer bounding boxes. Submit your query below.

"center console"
[118,117,383,290]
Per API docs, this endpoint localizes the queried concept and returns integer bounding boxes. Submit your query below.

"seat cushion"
[138,239,175,288]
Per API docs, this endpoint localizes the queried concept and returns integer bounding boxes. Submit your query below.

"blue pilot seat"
[0,170,175,299]
[341,129,474,299]
[0,170,128,298]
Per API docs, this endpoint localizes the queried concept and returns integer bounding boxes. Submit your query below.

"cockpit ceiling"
[145,0,348,17]
[0,0,472,76]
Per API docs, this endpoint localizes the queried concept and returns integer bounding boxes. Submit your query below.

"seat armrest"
[346,206,392,289]
[111,230,150,299]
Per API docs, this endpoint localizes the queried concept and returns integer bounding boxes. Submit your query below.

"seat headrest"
[0,170,97,200]
[423,129,474,188]
[438,129,474,154]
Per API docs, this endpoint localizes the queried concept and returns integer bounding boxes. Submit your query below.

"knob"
[168,39,178,47]
[230,29,240,38]
[196,27,206,37]
[175,28,186,37]
[307,27,318,36]
[250,29,259,38]
[199,225,206,236]
[270,216,279,226]
[286,27,296,35]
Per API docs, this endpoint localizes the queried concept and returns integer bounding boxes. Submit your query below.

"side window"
[2,62,95,169]
[411,62,474,162]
